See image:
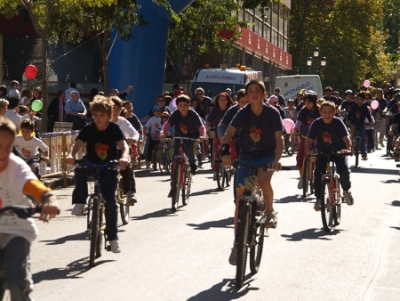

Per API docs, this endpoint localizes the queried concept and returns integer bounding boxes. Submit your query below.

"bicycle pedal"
[106,245,111,251]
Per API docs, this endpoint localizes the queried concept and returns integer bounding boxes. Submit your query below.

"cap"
[225,88,231,92]
[345,89,353,95]
[152,105,161,112]
[268,95,278,103]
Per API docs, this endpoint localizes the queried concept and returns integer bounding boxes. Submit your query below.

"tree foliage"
[289,0,393,90]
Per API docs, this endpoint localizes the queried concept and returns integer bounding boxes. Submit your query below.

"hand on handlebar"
[40,195,59,222]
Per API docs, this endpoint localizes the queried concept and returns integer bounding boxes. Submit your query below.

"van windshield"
[190,83,244,100]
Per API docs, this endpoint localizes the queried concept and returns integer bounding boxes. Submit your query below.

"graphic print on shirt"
[306,116,315,125]
[322,131,332,145]
[179,123,188,134]
[21,148,32,157]
[95,143,109,161]
[249,126,261,144]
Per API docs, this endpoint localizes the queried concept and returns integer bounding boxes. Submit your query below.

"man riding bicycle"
[220,79,283,265]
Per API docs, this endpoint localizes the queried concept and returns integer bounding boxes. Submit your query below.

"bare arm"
[65,139,84,164]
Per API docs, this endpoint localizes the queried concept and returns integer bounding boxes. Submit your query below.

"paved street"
[30,147,400,301]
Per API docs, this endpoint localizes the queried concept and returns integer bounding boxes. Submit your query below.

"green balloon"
[31,99,43,112]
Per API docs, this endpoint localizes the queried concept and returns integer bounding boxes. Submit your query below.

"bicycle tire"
[89,196,100,267]
[354,137,360,167]
[158,155,168,174]
[216,161,225,190]
[171,163,181,212]
[117,180,130,225]
[285,134,295,156]
[333,177,341,226]
[249,199,265,274]
[86,197,93,231]
[320,178,334,232]
[233,168,238,204]
[236,203,251,289]
[309,160,314,195]
[182,168,191,206]
[387,135,394,157]
[302,157,309,197]
[225,166,232,187]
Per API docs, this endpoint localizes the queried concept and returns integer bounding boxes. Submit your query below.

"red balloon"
[24,65,38,80]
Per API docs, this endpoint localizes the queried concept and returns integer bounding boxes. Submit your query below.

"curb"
[42,175,75,190]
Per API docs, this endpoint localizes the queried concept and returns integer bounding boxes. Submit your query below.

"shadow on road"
[132,208,178,220]
[187,278,258,301]
[33,257,115,284]
[351,167,398,175]
[187,217,233,230]
[390,200,400,207]
[281,228,342,241]
[275,195,304,203]
[190,188,221,197]
[40,232,88,245]
[390,226,400,230]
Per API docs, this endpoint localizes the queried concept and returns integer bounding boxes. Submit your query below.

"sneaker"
[265,211,278,229]
[380,143,385,148]
[213,171,217,181]
[109,240,121,253]
[126,191,137,206]
[362,156,368,161]
[314,199,321,211]
[297,178,303,189]
[343,190,354,206]
[229,246,237,266]
[71,204,86,216]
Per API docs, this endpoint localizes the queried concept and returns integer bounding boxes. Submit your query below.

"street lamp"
[306,47,327,74]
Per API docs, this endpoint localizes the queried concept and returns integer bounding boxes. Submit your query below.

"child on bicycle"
[66,97,129,253]
[305,101,353,211]
[14,119,50,180]
[220,79,283,266]
[160,94,206,197]
[0,116,59,300]
[143,105,162,170]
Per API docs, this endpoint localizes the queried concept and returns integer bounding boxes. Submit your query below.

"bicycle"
[76,159,120,267]
[158,137,173,174]
[215,140,236,191]
[301,156,315,198]
[170,137,198,212]
[284,130,296,156]
[310,151,351,232]
[234,162,288,289]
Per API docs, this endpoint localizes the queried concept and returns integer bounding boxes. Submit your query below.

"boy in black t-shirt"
[306,101,353,211]
[66,97,129,253]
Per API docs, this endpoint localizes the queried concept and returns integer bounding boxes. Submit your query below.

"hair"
[32,87,43,99]
[10,80,19,88]
[0,99,9,109]
[215,92,233,108]
[0,85,7,95]
[21,87,32,98]
[365,91,373,99]
[195,87,205,95]
[18,105,29,115]
[324,86,333,92]
[319,101,336,111]
[356,92,365,99]
[110,96,123,107]
[90,88,99,96]
[56,90,65,97]
[376,88,383,93]
[245,79,266,94]
[237,89,246,101]
[20,119,36,131]
[164,95,172,105]
[157,95,165,102]
[6,96,19,109]
[0,116,17,136]
[122,100,133,108]
[176,94,190,105]
[90,97,112,116]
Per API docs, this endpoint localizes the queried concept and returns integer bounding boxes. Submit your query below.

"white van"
[275,74,323,102]
[190,67,263,100]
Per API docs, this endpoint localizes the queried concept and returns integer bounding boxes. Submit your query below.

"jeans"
[174,139,196,169]
[353,124,367,157]
[314,156,351,200]
[0,237,33,301]
[72,167,119,241]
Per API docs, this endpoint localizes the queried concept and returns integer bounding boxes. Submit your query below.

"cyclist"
[66,96,129,253]
[143,105,162,170]
[293,90,320,189]
[305,101,353,211]
[0,116,59,300]
[160,94,206,197]
[220,79,283,265]
[347,92,373,161]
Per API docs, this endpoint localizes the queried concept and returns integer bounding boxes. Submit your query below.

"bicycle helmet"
[344,89,353,95]
[303,90,318,102]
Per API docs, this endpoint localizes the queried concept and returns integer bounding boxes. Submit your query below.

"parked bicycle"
[309,151,352,232]
[76,159,121,267]
[170,137,198,212]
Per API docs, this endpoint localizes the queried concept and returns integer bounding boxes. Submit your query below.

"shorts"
[234,156,274,189]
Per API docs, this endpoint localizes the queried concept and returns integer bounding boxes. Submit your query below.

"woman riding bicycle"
[220,79,283,266]
[160,94,206,198]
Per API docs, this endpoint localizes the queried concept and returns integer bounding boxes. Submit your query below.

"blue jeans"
[0,237,33,301]
[353,124,367,157]
[72,167,119,241]
[234,156,274,189]
[173,139,196,169]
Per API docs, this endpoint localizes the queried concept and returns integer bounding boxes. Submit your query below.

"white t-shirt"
[15,136,49,159]
[4,110,22,132]
[0,153,39,244]
[114,116,139,140]
[8,88,20,99]
[145,116,162,135]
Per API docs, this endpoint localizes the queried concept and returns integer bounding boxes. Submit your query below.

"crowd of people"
[1,76,400,300]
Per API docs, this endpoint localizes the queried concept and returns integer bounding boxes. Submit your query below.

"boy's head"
[110,96,123,117]
[20,119,35,140]
[10,80,19,90]
[90,97,112,117]
[6,96,19,110]
[0,117,16,168]
[0,85,7,97]
[237,89,248,108]
[152,105,162,117]
[176,94,190,115]
[0,99,9,115]
[319,101,336,124]
[18,105,29,116]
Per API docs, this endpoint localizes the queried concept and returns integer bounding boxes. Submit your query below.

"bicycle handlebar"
[233,162,291,172]
[308,150,352,158]
[173,137,200,142]
[75,159,120,171]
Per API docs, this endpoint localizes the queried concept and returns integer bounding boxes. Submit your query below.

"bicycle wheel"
[171,162,181,212]
[249,199,265,274]
[354,137,360,167]
[333,178,341,226]
[89,196,100,267]
[285,134,295,156]
[236,203,251,289]
[387,135,394,157]
[302,157,309,197]
[158,155,169,174]
[182,168,191,206]
[309,160,314,195]
[320,178,334,232]
[216,161,226,190]
[117,179,130,225]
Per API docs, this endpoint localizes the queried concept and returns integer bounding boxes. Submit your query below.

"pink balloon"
[282,118,294,133]
[24,64,38,80]
[370,100,379,110]
[362,79,371,88]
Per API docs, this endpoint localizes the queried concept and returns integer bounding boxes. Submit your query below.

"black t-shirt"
[323,95,341,106]
[126,113,143,131]
[198,96,212,116]
[77,122,125,163]
[348,103,372,125]
[296,107,320,136]
[230,103,282,160]
[206,106,229,129]
[221,104,239,127]
[307,117,349,152]
[168,109,203,138]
